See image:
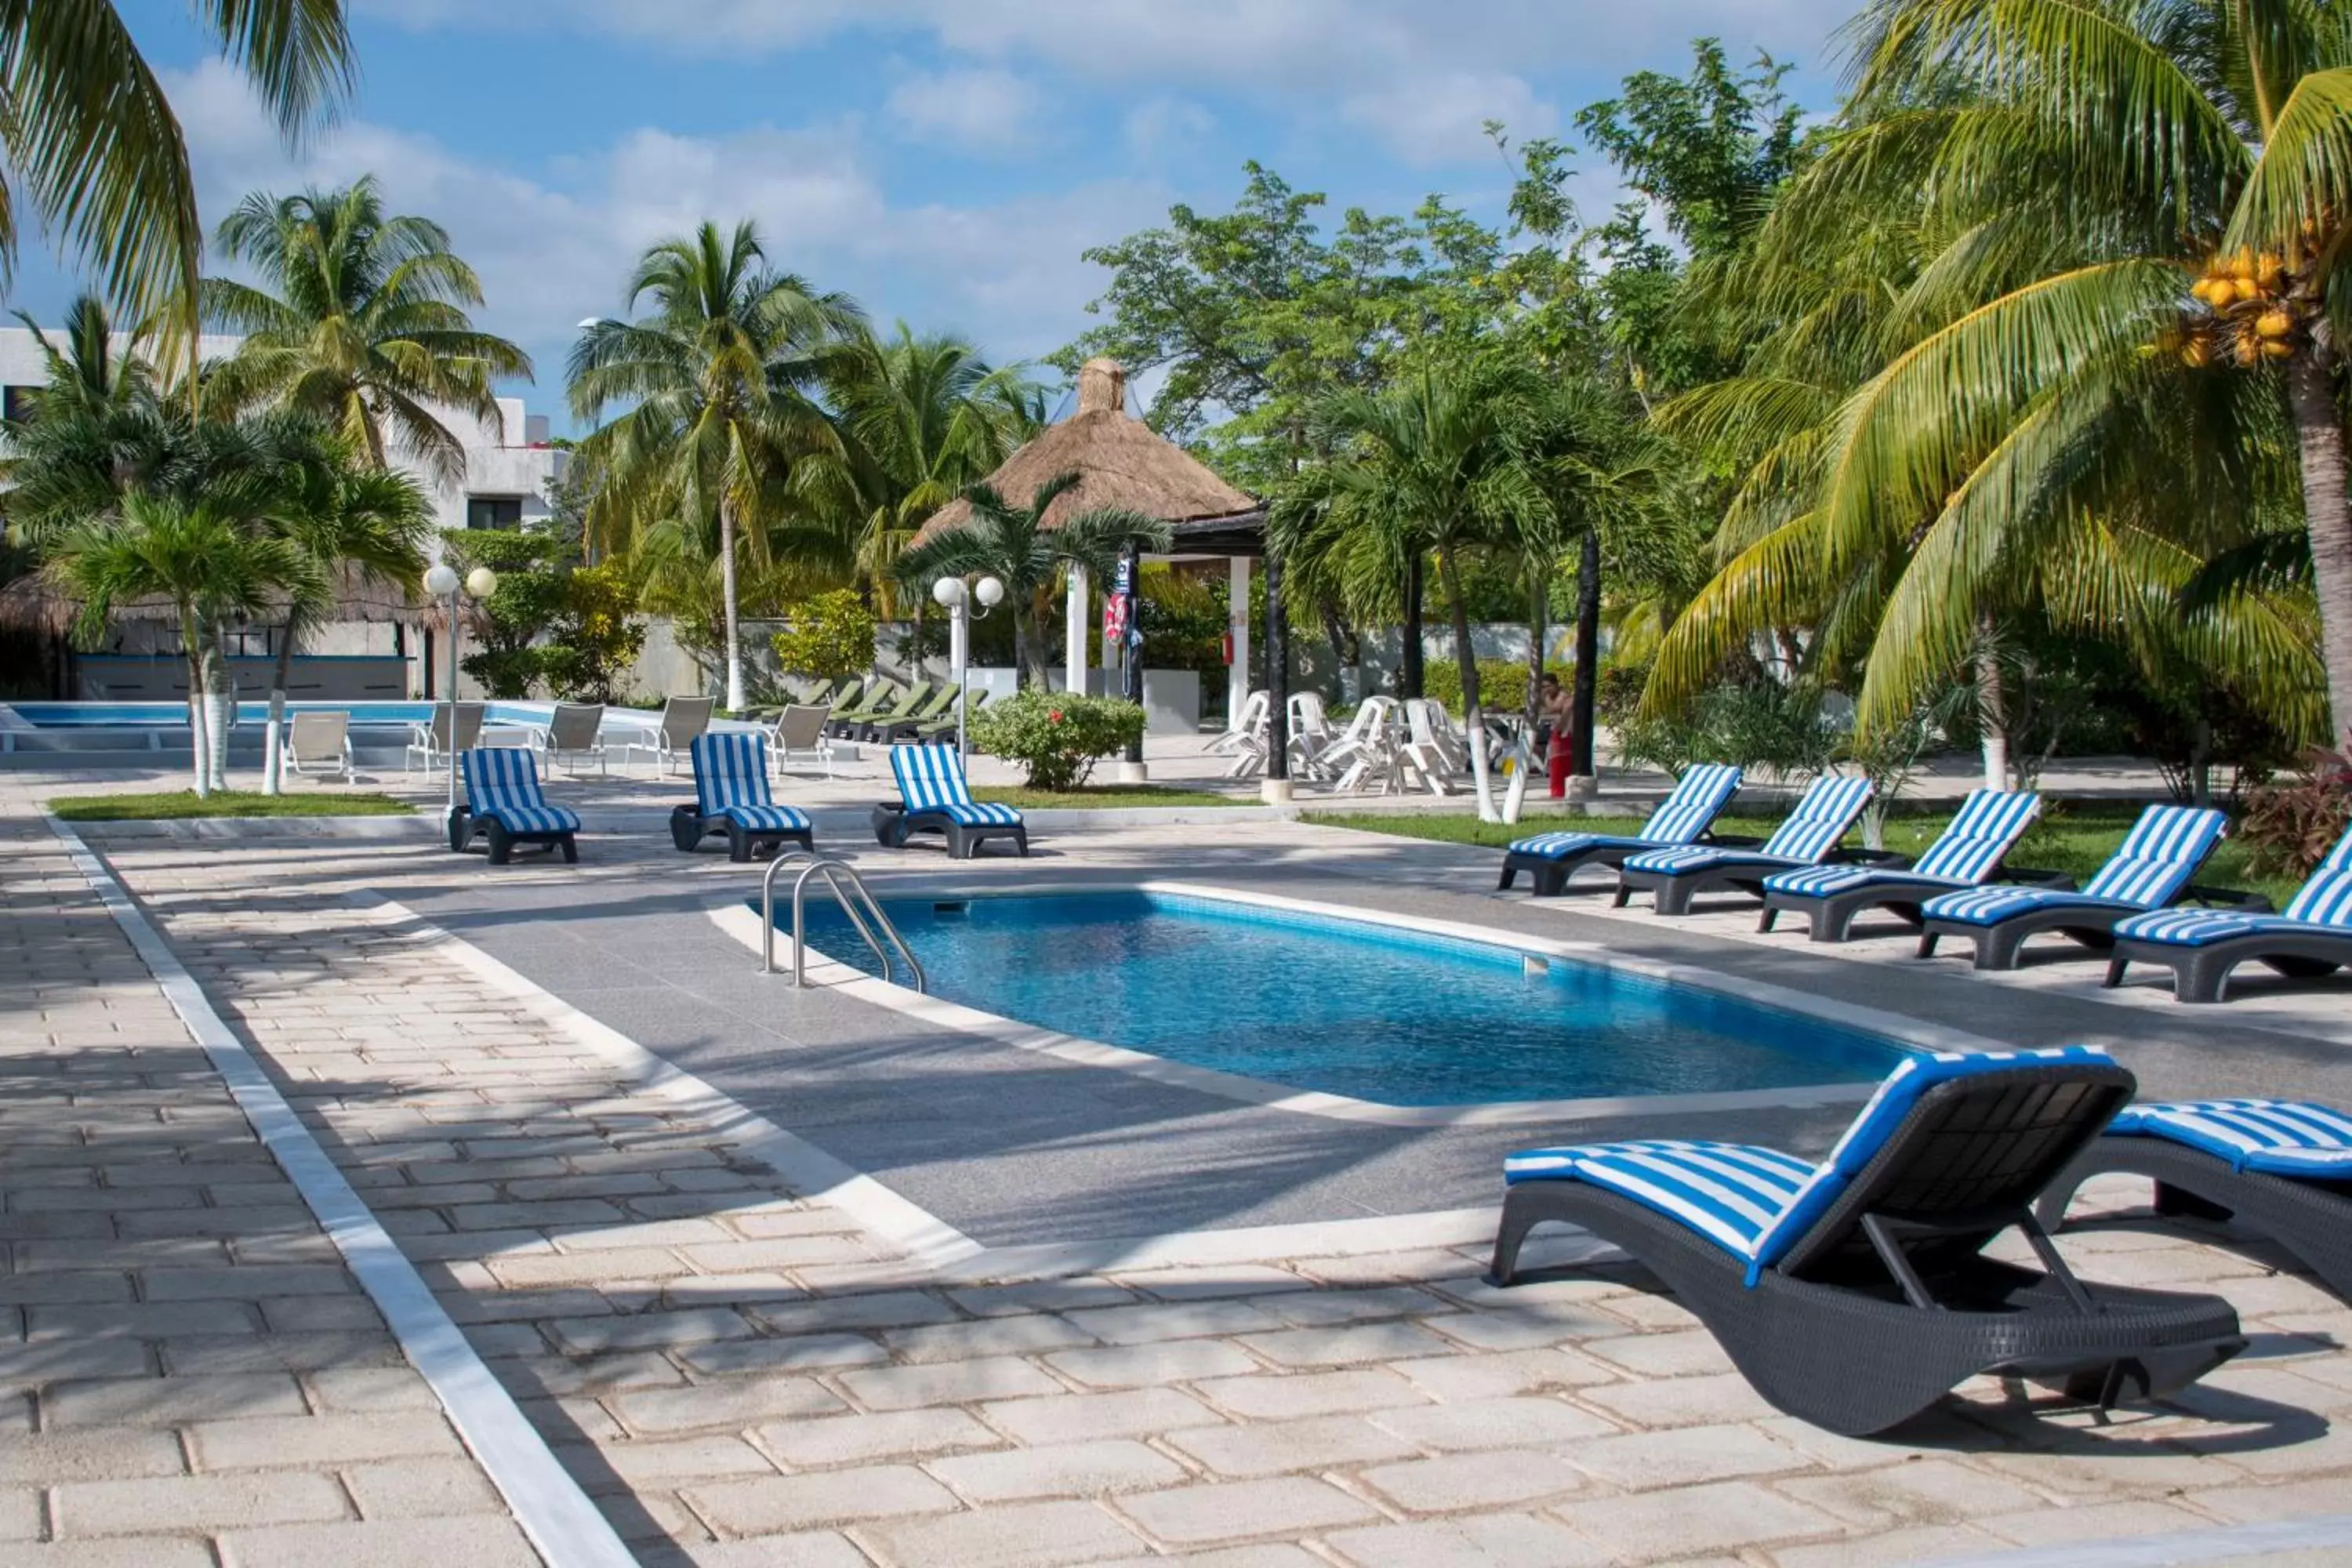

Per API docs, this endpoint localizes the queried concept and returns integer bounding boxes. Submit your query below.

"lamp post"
[423,561,498,827]
[931,574,1004,760]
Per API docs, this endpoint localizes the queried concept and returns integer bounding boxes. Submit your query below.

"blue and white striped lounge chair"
[1757,789,2042,942]
[2039,1099,2352,1304]
[671,733,814,862]
[1497,764,1745,897]
[2106,830,2352,1002]
[873,745,1028,859]
[1488,1047,2244,1436]
[1916,804,2231,970]
[452,747,580,865]
[1613,774,1876,916]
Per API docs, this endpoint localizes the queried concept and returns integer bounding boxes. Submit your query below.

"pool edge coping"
[706,875,2020,1129]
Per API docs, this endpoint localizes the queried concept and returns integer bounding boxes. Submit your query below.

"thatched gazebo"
[915,358,1279,761]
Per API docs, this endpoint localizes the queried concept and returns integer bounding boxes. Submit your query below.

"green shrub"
[1421,660,1572,717]
[770,590,878,681]
[2239,744,2352,877]
[969,691,1146,790]
[539,561,647,703]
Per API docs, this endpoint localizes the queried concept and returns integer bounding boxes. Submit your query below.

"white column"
[1064,565,1089,695]
[949,605,970,759]
[1228,555,1253,728]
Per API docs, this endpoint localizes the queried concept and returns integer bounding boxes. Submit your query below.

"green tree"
[540,561,647,703]
[568,220,862,713]
[0,2,353,330]
[201,177,532,478]
[443,530,566,699]
[47,495,324,795]
[769,589,877,683]
[895,474,1171,690]
[7,296,156,426]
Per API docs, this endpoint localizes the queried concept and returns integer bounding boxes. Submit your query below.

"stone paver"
[24,778,2352,1566]
[0,808,526,1562]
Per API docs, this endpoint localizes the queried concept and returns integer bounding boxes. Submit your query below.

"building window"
[2,386,34,424]
[467,495,524,530]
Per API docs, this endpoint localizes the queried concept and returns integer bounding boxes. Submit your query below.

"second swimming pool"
[793,889,1909,1107]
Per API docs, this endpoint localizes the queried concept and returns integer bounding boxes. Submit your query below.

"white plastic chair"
[1328,697,1406,793]
[1399,699,1458,796]
[1211,690,1269,756]
[284,711,352,782]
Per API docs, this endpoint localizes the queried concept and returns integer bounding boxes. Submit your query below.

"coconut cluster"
[2184,248,2302,367]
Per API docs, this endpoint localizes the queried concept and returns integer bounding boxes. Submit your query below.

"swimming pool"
[791,889,1911,1106]
[5,701,551,728]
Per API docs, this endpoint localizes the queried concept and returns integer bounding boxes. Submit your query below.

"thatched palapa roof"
[915,359,1265,553]
[0,562,432,639]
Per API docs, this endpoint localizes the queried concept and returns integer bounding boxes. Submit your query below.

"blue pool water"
[792,891,1910,1105]
[7,701,546,728]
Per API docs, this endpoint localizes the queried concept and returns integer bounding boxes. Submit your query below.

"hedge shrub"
[1420,660,1573,717]
[969,691,1146,791]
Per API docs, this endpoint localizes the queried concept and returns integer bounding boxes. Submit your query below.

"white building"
[0,325,568,700]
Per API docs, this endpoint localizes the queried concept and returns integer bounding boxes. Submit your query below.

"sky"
[12,0,1854,435]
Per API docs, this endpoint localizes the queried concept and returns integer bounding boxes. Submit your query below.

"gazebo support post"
[1263,546,1291,804]
[1064,566,1088,695]
[1227,555,1251,732]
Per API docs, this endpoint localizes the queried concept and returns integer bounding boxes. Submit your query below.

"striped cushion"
[1757,775,1875,862]
[1908,789,2040,881]
[1624,844,1792,876]
[460,748,580,836]
[723,804,811,833]
[1504,1047,2119,1284]
[2079,805,2228,906]
[1508,831,1641,859]
[1921,885,2121,926]
[2283,832,2352,926]
[2113,908,2341,947]
[694,733,779,817]
[2110,1099,2352,1175]
[890,744,1024,826]
[1761,863,1895,898]
[1514,764,1744,858]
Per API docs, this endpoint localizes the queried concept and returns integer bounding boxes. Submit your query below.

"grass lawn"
[972,784,1252,809]
[1308,802,2302,910]
[50,791,415,823]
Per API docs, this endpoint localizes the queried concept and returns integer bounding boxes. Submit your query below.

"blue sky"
[15,0,1852,434]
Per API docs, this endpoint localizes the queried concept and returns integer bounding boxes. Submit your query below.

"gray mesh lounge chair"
[1498,764,1745,897]
[1915,805,2232,970]
[2038,1098,2352,1305]
[283,711,352,781]
[1757,789,2043,942]
[1489,1047,2244,1436]
[1614,775,1877,916]
[2104,831,2352,1002]
[619,696,715,776]
[771,704,835,776]
[405,701,485,778]
[910,688,986,745]
[536,702,608,778]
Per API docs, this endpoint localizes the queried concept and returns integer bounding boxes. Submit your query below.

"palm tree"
[8,295,156,425]
[1288,367,1542,819]
[894,473,1171,690]
[48,495,324,795]
[201,177,532,479]
[0,2,352,331]
[815,324,1044,615]
[568,220,864,713]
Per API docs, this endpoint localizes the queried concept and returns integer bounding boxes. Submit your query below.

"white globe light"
[423,564,459,597]
[975,576,1006,608]
[931,577,967,608]
[464,567,499,600]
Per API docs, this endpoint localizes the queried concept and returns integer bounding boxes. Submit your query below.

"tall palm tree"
[201,177,532,479]
[568,220,864,712]
[0,2,353,330]
[8,295,155,425]
[48,494,324,795]
[815,324,1044,615]
[894,473,1171,690]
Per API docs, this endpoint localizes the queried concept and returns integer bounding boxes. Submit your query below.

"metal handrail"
[759,850,927,993]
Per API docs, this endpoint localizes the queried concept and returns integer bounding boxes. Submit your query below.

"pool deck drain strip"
[48,817,637,1568]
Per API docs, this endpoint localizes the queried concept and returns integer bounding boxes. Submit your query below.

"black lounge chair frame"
[1486,1062,2244,1436]
[447,807,577,866]
[2038,1136,2352,1305]
[1762,865,2070,943]
[667,804,814,863]
[870,800,1028,860]
[1501,833,1762,898]
[1614,846,1900,917]
[2107,925,2350,1004]
[1918,884,2263,971]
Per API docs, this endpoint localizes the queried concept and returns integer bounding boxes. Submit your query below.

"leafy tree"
[202,177,532,479]
[442,530,566,699]
[0,2,352,328]
[540,561,647,704]
[769,589,877,683]
[895,474,1171,690]
[569,220,862,712]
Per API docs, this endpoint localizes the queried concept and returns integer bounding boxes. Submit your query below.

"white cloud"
[1122,96,1217,158]
[884,67,1049,154]
[1341,71,1557,166]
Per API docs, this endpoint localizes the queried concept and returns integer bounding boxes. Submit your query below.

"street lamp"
[931,574,1004,760]
[424,561,498,826]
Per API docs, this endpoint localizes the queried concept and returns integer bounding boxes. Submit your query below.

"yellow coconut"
[2263,339,2296,360]
[2256,310,2294,339]
[2235,277,2265,304]
[2183,340,2210,367]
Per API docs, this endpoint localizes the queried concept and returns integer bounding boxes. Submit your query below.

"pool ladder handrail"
[760,849,927,993]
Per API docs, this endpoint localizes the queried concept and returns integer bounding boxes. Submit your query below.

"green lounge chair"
[824,677,903,738]
[869,683,959,742]
[851,681,935,742]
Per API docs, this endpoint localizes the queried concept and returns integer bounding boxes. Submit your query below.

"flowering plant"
[970,691,1145,789]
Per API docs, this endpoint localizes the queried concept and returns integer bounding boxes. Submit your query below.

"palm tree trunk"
[1976,622,2009,791]
[1012,604,1032,692]
[1400,550,1425,700]
[1439,545,1499,822]
[1524,572,1546,731]
[182,611,211,798]
[264,619,299,796]
[205,626,232,792]
[719,498,746,713]
[2286,353,2352,746]
[1571,527,1602,778]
